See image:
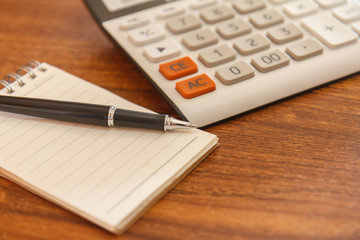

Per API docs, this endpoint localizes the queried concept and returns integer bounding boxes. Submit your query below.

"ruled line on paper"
[52,129,115,188]
[23,74,56,97]
[28,125,91,174]
[25,76,69,98]
[79,132,165,201]
[93,133,183,207]
[58,129,138,192]
[15,123,63,167]
[29,92,111,175]
[3,88,93,166]
[39,127,102,181]
[0,82,73,140]
[1,87,80,164]
[106,135,198,214]
[27,92,105,174]
[66,131,148,195]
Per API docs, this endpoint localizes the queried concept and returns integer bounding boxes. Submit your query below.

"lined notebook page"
[0,63,218,233]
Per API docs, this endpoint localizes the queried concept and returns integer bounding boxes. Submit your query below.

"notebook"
[0,61,218,234]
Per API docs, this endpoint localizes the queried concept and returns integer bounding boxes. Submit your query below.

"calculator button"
[182,28,218,50]
[249,9,285,29]
[267,23,303,44]
[190,0,217,9]
[233,33,271,55]
[176,74,216,99]
[143,39,182,63]
[283,0,319,18]
[166,14,202,34]
[215,61,255,85]
[286,38,324,61]
[128,25,165,46]
[332,3,360,23]
[302,13,358,48]
[199,5,235,24]
[314,0,346,9]
[198,44,236,67]
[216,19,252,39]
[119,15,149,30]
[233,0,266,14]
[270,0,292,3]
[251,49,290,72]
[353,22,360,35]
[159,56,198,80]
[156,5,185,19]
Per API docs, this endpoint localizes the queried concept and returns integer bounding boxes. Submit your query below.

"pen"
[0,95,196,131]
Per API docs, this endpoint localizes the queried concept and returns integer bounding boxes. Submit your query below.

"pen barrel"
[0,96,109,126]
[114,109,166,131]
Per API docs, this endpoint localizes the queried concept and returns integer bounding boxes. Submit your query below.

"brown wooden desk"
[0,0,359,239]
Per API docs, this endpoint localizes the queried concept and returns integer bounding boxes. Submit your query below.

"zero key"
[159,56,198,80]
[176,73,216,99]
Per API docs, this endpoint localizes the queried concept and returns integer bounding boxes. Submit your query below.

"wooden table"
[0,1,359,239]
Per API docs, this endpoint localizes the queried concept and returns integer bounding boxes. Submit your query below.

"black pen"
[0,95,196,131]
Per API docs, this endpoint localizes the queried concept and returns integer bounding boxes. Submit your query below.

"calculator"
[84,0,360,127]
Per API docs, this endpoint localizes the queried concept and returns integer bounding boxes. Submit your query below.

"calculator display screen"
[102,0,155,12]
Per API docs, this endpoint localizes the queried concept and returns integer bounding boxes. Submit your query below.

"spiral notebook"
[0,61,218,234]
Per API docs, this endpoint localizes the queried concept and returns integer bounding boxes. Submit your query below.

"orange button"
[175,74,216,99]
[159,56,198,80]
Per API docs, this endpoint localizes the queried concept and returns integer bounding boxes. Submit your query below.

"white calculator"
[84,0,360,127]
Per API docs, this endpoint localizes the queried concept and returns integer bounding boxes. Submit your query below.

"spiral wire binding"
[0,60,47,94]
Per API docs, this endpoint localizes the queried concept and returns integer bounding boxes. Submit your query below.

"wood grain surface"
[0,0,359,239]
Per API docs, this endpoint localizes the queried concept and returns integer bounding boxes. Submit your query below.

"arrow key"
[143,39,182,63]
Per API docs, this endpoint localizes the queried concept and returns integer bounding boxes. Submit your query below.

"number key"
[267,23,303,44]
[199,44,236,67]
[200,5,235,24]
[216,19,252,39]
[233,33,271,55]
[233,0,266,14]
[249,9,284,29]
[166,14,202,34]
[215,61,255,85]
[182,28,218,50]
[251,49,290,72]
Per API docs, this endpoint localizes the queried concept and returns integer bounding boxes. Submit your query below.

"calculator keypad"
[115,0,360,101]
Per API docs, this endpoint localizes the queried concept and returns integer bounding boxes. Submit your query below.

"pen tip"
[165,117,197,131]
